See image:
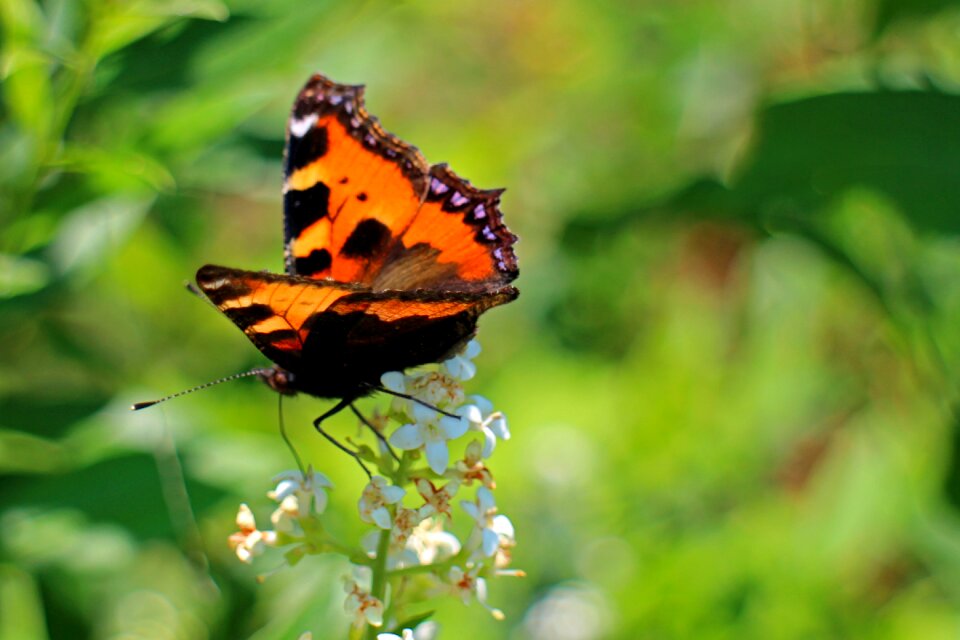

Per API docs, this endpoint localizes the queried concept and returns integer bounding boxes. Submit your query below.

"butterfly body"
[196,75,518,401]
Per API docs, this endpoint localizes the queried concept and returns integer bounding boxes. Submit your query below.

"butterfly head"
[258,366,299,396]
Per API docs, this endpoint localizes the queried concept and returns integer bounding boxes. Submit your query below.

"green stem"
[364,528,392,640]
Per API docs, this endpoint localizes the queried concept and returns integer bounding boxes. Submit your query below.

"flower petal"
[412,401,439,425]
[312,487,329,514]
[488,414,510,440]
[372,506,393,530]
[382,484,406,504]
[458,404,484,426]
[441,415,469,440]
[380,371,406,392]
[425,439,450,475]
[492,515,515,538]
[470,394,494,415]
[365,600,384,627]
[236,503,256,530]
[481,426,496,458]
[464,340,481,359]
[390,423,424,449]
[461,500,480,521]
[481,527,500,556]
[477,486,496,512]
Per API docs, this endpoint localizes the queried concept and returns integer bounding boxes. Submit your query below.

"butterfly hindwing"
[196,264,359,373]
[282,75,518,292]
[196,264,517,396]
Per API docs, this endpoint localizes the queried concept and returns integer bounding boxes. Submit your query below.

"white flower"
[382,369,465,423]
[344,566,384,628]
[270,494,302,535]
[490,515,516,568]
[390,412,469,474]
[359,476,406,529]
[458,396,509,458]
[268,466,333,515]
[412,371,465,408]
[228,504,276,563]
[407,518,461,565]
[443,339,482,381]
[447,440,496,489]
[378,622,439,640]
[448,565,504,620]
[461,487,503,557]
[415,478,460,518]
[392,506,424,545]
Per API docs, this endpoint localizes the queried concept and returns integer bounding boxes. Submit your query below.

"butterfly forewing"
[282,75,518,292]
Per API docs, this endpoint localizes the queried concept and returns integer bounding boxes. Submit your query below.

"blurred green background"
[4,0,960,638]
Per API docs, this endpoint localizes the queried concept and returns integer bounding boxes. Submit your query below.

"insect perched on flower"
[134,73,519,473]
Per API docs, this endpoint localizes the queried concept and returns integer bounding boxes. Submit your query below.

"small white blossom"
[443,339,482,381]
[344,566,384,628]
[448,565,504,620]
[391,506,424,547]
[447,440,496,489]
[390,412,469,474]
[269,467,333,515]
[270,494,302,535]
[378,622,439,640]
[490,515,516,568]
[228,504,276,563]
[458,396,509,458]
[415,478,460,518]
[407,518,462,565]
[461,487,503,557]
[359,476,406,529]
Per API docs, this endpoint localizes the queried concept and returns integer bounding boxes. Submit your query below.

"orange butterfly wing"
[196,265,515,397]
[282,75,518,292]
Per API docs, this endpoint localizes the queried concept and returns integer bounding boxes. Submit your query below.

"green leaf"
[0,254,49,298]
[56,144,175,192]
[0,0,45,43]
[0,429,66,474]
[86,0,229,59]
[734,91,960,235]
[0,565,49,640]
[48,195,153,276]
[1,48,54,143]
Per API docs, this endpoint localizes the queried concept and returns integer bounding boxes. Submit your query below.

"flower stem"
[364,527,391,640]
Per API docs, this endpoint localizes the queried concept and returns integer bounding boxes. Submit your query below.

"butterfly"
[189,74,518,426]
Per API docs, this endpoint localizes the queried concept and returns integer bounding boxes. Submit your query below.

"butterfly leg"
[366,384,459,419]
[313,397,371,478]
[350,403,401,463]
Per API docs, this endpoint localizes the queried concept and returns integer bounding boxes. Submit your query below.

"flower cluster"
[228,340,522,637]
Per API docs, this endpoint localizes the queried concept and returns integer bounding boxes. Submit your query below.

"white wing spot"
[289,113,318,138]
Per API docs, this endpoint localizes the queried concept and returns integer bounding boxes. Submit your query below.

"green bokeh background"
[4,0,960,638]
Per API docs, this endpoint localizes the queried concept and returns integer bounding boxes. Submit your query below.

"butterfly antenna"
[132,369,268,411]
